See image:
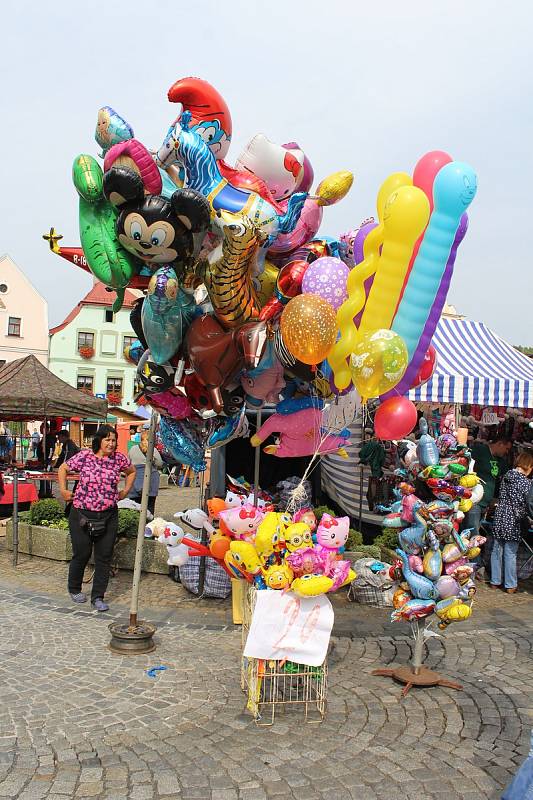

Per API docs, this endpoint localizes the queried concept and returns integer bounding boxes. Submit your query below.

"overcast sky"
[2,1,532,344]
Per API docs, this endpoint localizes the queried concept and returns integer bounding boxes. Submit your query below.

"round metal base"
[108,621,157,655]
[372,666,463,697]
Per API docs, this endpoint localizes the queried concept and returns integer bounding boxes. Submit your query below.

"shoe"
[91,598,109,612]
[505,588,517,594]
[70,592,87,603]
[488,584,501,589]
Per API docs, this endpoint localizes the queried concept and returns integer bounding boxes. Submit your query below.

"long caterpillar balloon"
[392,161,477,359]
[328,172,411,391]
[356,185,430,337]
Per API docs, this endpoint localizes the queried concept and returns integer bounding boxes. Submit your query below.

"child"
[490,451,533,593]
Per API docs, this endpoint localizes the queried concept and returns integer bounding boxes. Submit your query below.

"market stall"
[322,316,533,523]
[0,354,107,563]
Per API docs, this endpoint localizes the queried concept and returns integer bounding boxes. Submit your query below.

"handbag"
[77,508,114,540]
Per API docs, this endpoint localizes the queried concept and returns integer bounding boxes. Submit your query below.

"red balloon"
[410,345,437,389]
[375,397,418,440]
[259,260,309,322]
[276,259,309,300]
[413,151,453,212]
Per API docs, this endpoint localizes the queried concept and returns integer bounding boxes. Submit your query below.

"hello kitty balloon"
[315,513,350,556]
[218,504,266,541]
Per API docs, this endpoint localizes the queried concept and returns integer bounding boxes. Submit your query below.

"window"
[107,377,123,394]
[77,375,94,393]
[0,360,5,368]
[123,335,136,352]
[0,283,8,294]
[77,332,94,349]
[8,317,21,337]
[105,309,114,323]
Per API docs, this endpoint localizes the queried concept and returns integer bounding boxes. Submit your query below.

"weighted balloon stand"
[371,620,463,697]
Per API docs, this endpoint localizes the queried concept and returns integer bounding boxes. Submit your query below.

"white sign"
[481,409,498,425]
[244,590,334,666]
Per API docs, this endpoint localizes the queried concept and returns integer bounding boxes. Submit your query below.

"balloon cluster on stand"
[377,418,485,630]
[201,491,356,598]
[47,77,478,495]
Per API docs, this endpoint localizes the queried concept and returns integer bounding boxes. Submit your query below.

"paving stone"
[0,539,531,800]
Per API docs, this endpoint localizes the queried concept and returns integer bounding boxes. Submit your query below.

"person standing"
[21,429,31,462]
[58,425,135,612]
[463,437,512,579]
[128,429,163,515]
[54,430,79,467]
[31,429,40,459]
[490,451,533,594]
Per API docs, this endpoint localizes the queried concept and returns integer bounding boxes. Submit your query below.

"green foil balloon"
[72,155,137,310]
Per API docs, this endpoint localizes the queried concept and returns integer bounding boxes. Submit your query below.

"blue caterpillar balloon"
[392,161,477,358]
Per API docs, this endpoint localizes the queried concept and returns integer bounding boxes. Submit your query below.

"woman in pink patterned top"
[58,425,135,611]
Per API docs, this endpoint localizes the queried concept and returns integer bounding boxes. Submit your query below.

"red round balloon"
[410,345,437,390]
[375,397,418,440]
[276,260,309,300]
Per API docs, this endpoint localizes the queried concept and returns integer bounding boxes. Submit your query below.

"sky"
[2,1,532,344]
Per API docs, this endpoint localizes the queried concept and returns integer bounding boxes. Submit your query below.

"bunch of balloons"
[328,150,476,433]
[48,76,478,458]
[204,490,356,597]
[378,419,484,629]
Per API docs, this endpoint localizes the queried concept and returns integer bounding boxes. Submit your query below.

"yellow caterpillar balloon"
[357,186,430,337]
[328,172,412,391]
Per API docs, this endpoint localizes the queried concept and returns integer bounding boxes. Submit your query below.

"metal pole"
[129,411,159,627]
[411,620,424,675]
[253,409,262,507]
[12,467,19,567]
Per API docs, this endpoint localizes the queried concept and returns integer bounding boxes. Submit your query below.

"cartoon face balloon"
[235,134,304,201]
[167,76,232,160]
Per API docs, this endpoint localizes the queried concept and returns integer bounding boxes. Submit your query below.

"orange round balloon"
[280,293,337,365]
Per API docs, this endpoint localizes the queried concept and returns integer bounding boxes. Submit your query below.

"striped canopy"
[408,317,533,409]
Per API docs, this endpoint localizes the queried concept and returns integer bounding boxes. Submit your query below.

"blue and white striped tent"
[409,317,533,409]
[322,316,533,520]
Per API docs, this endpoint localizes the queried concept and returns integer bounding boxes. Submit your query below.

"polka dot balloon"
[301,256,350,310]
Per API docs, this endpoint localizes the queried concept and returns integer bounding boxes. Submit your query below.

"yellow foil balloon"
[327,172,412,391]
[357,186,430,336]
[280,293,337,365]
[315,171,354,206]
[255,259,279,307]
[350,329,408,401]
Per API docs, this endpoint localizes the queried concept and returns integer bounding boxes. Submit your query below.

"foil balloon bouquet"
[381,419,484,630]
[203,501,357,599]
[46,76,477,533]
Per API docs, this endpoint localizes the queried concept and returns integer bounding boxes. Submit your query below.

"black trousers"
[68,507,118,602]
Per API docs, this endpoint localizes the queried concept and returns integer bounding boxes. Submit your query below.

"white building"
[0,254,49,367]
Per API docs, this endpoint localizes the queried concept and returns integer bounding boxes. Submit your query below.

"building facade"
[0,254,49,367]
[49,283,141,411]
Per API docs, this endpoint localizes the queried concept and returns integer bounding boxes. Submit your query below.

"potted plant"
[107,390,122,406]
[79,345,95,359]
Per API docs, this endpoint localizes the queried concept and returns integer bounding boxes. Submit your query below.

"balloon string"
[285,381,354,514]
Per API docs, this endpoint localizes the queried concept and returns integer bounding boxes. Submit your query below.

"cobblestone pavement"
[1,579,532,800]
[1,486,532,799]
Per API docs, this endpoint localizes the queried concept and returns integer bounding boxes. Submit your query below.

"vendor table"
[0,483,38,505]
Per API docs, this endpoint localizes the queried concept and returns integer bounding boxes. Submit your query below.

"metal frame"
[240,587,328,725]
